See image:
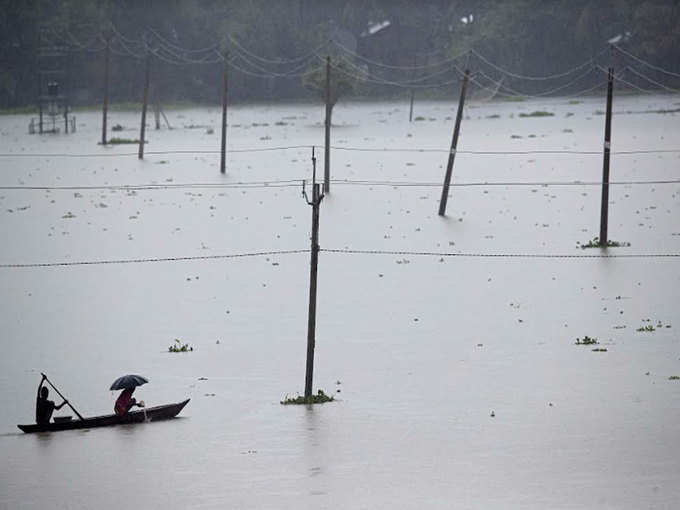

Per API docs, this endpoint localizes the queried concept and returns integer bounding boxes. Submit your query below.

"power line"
[613,45,680,79]
[0,249,310,269]
[1,146,678,159]
[330,39,469,71]
[329,146,680,156]
[227,35,327,65]
[320,248,680,259]
[475,66,599,98]
[471,48,607,81]
[1,178,677,192]
[3,246,678,269]
[320,54,463,89]
[625,66,680,94]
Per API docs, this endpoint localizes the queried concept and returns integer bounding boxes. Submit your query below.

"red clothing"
[114,388,136,415]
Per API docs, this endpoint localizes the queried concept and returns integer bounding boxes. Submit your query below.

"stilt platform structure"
[29,25,76,135]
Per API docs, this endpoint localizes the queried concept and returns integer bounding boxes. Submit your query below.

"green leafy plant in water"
[168,338,194,352]
[579,237,630,249]
[637,324,655,332]
[575,335,598,345]
[108,137,143,144]
[519,111,554,117]
[592,348,608,352]
[111,124,124,131]
[280,389,334,405]
[669,376,680,381]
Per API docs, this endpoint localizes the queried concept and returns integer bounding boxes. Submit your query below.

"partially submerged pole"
[138,49,150,160]
[323,56,331,193]
[304,148,324,399]
[599,67,614,246]
[438,68,470,216]
[220,56,228,175]
[101,31,110,145]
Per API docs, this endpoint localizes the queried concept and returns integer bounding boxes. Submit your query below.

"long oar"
[41,373,85,420]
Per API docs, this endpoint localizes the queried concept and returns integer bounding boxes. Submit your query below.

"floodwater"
[1,95,679,509]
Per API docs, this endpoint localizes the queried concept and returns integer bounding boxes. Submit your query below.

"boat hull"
[17,399,190,433]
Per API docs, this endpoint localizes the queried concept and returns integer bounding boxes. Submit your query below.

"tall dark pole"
[304,149,324,399]
[38,73,43,134]
[409,55,416,122]
[138,50,150,160]
[323,56,331,194]
[438,69,470,216]
[599,67,614,246]
[220,56,228,175]
[102,32,110,145]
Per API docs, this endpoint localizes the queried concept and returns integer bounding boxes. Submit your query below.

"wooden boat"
[17,399,190,433]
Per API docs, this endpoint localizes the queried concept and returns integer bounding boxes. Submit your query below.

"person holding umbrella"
[111,375,148,416]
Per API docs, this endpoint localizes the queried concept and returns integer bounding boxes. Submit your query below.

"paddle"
[41,373,85,421]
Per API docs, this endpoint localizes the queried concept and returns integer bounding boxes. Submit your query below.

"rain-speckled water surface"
[1,95,679,509]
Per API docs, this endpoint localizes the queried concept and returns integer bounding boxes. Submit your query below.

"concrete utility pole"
[101,31,111,145]
[304,148,324,399]
[599,67,614,246]
[323,56,331,193]
[220,56,229,175]
[438,68,470,216]
[138,48,150,160]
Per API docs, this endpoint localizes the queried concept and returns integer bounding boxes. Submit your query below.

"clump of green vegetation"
[280,389,334,405]
[111,124,124,131]
[579,237,631,249]
[519,111,554,118]
[568,100,582,105]
[575,335,598,345]
[205,127,214,134]
[168,338,194,352]
[562,128,573,133]
[669,376,680,381]
[637,319,669,332]
[414,116,426,121]
[592,348,608,352]
[486,114,501,119]
[510,134,523,139]
[506,96,526,102]
[108,137,142,144]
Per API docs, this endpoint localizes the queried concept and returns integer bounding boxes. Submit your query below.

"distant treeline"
[1,0,679,109]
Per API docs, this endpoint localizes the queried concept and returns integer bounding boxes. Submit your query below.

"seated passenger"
[114,387,143,416]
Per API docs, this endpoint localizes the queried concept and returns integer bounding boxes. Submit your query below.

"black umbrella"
[110,374,149,391]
